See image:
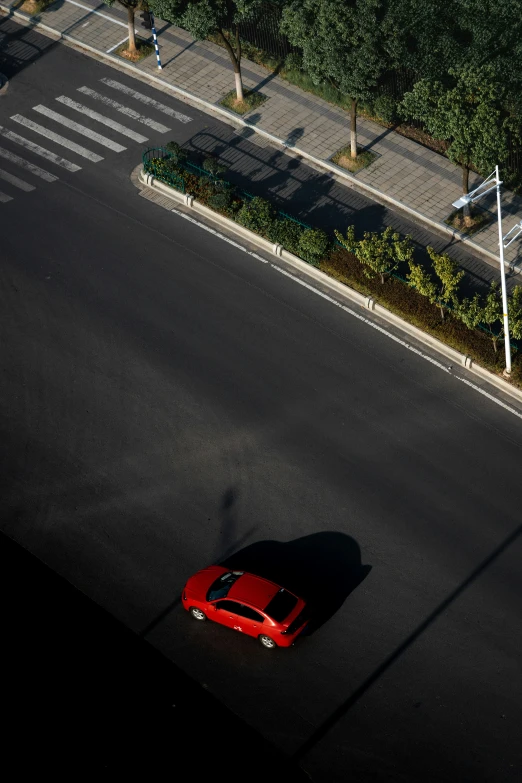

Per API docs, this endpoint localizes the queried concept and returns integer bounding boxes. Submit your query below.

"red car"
[182,565,308,649]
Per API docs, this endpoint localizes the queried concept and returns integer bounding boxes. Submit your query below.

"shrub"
[298,228,331,265]
[236,197,276,237]
[371,94,399,124]
[284,52,304,72]
[207,190,234,213]
[270,218,304,254]
[165,142,187,164]
[202,156,228,177]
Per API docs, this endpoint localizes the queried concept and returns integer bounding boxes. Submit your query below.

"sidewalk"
[2,0,522,273]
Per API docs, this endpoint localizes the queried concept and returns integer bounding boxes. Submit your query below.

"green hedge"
[322,248,522,380]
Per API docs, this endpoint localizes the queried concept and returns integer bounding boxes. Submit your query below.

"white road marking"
[0,130,80,173]
[168,205,522,422]
[55,96,148,143]
[0,141,59,181]
[0,167,35,191]
[77,87,170,133]
[0,190,13,203]
[32,105,126,152]
[10,115,103,163]
[100,78,193,124]
[106,36,129,54]
[64,0,128,28]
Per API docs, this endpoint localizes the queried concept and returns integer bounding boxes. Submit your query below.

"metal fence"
[220,1,294,60]
[142,148,185,193]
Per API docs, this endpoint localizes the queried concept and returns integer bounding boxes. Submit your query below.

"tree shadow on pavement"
[221,531,371,634]
[0,14,59,79]
[186,124,502,294]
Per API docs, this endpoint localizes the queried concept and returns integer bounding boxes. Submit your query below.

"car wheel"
[258,634,277,649]
[189,607,207,621]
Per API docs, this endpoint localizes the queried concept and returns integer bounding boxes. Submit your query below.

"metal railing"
[142,148,185,194]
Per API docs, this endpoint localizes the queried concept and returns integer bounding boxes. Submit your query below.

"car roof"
[228,573,280,611]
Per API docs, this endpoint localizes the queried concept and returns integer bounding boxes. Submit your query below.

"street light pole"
[452,166,514,375]
[495,165,512,374]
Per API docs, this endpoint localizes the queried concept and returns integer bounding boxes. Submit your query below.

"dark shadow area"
[245,111,262,126]
[253,60,284,93]
[0,14,59,79]
[140,489,257,638]
[161,37,195,68]
[363,121,401,152]
[221,532,371,633]
[293,521,522,764]
[285,127,304,148]
[1,530,309,780]
[185,125,513,293]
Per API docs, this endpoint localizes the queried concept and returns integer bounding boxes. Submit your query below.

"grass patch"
[219,90,267,115]
[114,39,154,63]
[14,0,54,14]
[444,208,494,236]
[331,146,377,173]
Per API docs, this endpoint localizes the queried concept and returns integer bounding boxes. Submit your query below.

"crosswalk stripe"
[0,141,59,181]
[10,115,104,162]
[0,128,81,173]
[0,167,35,191]
[0,190,13,203]
[77,86,170,133]
[55,96,149,143]
[100,78,192,124]
[32,105,127,152]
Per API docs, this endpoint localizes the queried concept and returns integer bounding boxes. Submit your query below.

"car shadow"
[221,532,371,634]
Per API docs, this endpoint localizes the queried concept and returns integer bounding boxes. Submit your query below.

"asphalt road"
[1,22,522,783]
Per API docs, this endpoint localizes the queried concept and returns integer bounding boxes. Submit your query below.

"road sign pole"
[150,14,162,70]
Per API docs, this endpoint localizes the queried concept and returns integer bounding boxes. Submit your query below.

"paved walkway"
[2,0,522,273]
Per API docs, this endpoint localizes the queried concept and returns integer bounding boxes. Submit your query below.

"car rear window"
[206,571,243,602]
[264,588,297,622]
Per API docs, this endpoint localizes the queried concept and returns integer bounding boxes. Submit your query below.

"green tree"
[149,0,261,101]
[457,292,484,330]
[427,247,464,319]
[483,281,503,352]
[508,286,522,341]
[407,260,438,303]
[103,0,143,54]
[400,66,511,221]
[482,281,522,353]
[281,0,397,159]
[385,0,463,80]
[336,225,412,284]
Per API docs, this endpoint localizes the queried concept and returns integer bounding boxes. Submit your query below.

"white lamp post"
[452,166,514,374]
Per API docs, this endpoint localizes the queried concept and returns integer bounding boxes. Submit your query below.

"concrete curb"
[2,3,520,275]
[138,169,522,406]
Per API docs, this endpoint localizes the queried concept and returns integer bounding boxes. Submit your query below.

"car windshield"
[206,571,244,602]
[264,588,298,622]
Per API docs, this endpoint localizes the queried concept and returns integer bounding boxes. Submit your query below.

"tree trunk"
[439,304,445,320]
[219,28,243,102]
[492,336,498,353]
[462,163,471,222]
[350,98,358,158]
[127,6,137,54]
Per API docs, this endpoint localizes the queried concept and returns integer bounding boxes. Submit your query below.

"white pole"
[496,165,512,374]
